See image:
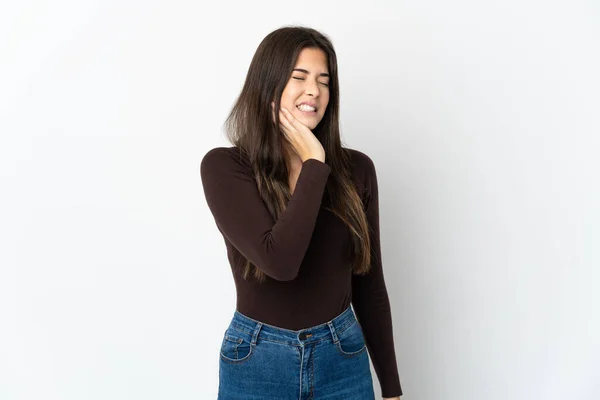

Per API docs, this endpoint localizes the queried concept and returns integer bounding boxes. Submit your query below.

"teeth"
[297,104,316,112]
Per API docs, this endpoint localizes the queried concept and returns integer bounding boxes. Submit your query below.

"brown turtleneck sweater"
[200,146,402,397]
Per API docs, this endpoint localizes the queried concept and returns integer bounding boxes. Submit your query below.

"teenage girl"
[201,25,403,400]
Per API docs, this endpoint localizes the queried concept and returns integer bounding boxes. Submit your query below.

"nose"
[305,79,320,98]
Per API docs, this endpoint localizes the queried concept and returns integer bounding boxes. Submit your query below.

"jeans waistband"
[230,305,358,346]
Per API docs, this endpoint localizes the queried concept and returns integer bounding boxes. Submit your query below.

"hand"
[383,397,401,400]
[271,102,325,163]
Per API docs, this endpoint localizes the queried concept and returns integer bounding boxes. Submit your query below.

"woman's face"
[279,47,330,130]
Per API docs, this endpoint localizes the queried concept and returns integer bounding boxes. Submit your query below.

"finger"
[279,109,292,127]
[281,107,305,130]
[278,112,294,141]
[281,111,294,131]
[281,107,295,122]
[280,108,298,128]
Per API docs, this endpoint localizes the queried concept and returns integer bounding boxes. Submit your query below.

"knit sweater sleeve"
[351,152,403,398]
[200,147,331,281]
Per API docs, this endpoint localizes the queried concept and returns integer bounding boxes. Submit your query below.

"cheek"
[278,100,292,112]
[284,102,296,113]
[280,93,298,110]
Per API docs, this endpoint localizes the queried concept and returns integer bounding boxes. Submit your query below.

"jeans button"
[299,332,306,340]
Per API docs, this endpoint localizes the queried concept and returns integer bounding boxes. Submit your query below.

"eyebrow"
[293,68,330,78]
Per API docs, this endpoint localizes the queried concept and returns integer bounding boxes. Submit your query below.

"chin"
[310,122,323,130]
[298,115,322,129]
[306,121,318,130]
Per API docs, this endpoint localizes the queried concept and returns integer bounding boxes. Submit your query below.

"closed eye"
[293,77,329,87]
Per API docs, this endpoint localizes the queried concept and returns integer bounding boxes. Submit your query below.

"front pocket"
[336,319,367,357]
[220,329,254,363]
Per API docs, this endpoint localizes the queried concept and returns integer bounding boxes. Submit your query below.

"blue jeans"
[218,305,376,399]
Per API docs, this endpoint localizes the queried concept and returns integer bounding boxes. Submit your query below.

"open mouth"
[296,104,317,113]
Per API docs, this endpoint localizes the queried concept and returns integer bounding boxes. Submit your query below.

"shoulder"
[344,147,377,180]
[343,147,379,202]
[200,146,251,176]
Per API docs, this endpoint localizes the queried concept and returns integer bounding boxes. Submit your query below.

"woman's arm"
[351,151,403,398]
[200,147,331,281]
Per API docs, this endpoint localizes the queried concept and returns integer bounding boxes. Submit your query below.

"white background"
[1,1,599,399]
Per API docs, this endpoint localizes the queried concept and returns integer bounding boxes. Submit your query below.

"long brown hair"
[223,25,373,283]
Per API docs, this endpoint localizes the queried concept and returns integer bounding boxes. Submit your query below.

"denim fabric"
[218,305,376,400]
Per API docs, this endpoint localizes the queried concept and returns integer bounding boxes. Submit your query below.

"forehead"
[294,48,329,73]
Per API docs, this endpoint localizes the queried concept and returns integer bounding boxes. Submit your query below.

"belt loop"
[251,322,262,345]
[327,321,339,344]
